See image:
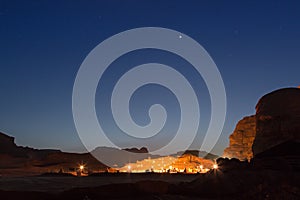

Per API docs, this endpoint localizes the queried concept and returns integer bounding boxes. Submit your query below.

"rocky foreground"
[0,166,298,200]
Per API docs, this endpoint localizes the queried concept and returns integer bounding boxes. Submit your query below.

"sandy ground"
[0,173,198,192]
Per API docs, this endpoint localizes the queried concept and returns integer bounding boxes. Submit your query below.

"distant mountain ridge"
[90,146,160,167]
[0,132,107,176]
[0,132,61,157]
[122,147,149,153]
[170,150,219,160]
[0,131,219,176]
[91,146,219,168]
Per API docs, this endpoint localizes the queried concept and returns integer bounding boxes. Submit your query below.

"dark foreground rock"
[0,169,299,200]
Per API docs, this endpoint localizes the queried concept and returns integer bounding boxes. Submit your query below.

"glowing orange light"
[79,165,84,170]
[213,164,218,169]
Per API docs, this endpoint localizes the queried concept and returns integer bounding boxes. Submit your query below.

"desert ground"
[0,173,197,192]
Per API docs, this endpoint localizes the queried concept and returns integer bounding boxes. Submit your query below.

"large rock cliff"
[252,88,300,155]
[224,87,300,160]
[223,115,256,160]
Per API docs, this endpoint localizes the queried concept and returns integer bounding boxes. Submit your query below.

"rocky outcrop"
[223,115,256,161]
[224,87,300,161]
[252,88,300,155]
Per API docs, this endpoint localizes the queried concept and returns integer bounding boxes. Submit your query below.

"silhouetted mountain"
[0,132,17,152]
[91,146,160,168]
[170,150,219,160]
[0,132,107,176]
[123,147,148,153]
[0,131,219,176]
[0,132,61,160]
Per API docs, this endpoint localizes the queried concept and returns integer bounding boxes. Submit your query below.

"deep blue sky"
[0,0,299,155]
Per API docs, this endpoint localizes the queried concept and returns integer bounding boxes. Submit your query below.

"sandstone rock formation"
[223,115,256,160]
[252,88,300,155]
[224,87,300,161]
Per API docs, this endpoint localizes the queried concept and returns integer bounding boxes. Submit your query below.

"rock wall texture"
[223,115,256,161]
[252,88,300,155]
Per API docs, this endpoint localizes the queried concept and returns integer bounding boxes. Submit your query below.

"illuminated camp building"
[119,154,214,173]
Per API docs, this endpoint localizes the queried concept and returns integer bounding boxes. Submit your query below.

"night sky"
[0,0,299,155]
